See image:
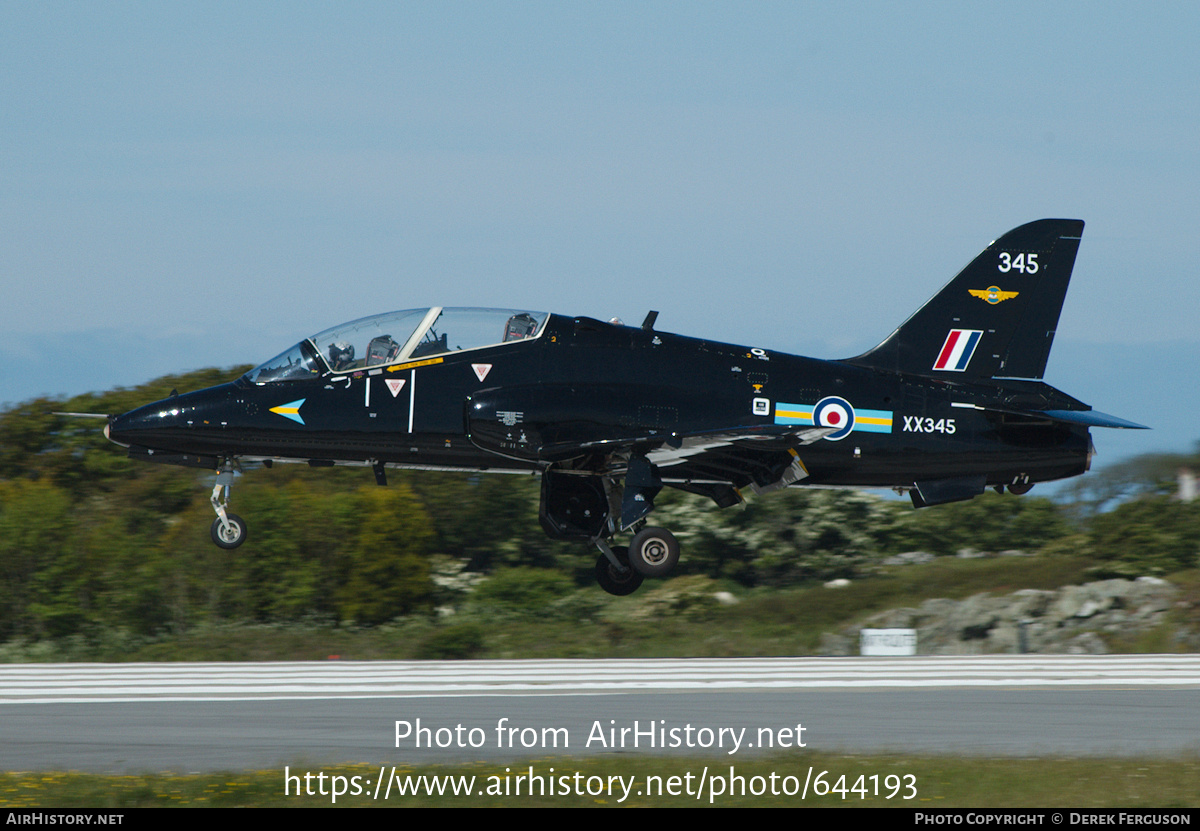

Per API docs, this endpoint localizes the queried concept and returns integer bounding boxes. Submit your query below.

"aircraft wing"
[645,425,835,466]
[536,423,838,519]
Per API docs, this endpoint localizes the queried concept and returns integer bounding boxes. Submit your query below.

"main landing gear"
[209,469,248,549]
[591,525,681,597]
[538,465,683,595]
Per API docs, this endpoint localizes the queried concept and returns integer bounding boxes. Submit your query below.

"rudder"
[847,219,1084,380]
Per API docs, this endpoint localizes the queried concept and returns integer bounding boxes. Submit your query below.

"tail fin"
[847,219,1084,380]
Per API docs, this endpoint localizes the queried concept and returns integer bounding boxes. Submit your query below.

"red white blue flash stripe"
[933,329,982,372]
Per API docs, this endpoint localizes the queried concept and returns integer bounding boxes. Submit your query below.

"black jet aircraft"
[103,219,1144,594]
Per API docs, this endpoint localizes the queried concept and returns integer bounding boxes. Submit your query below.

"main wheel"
[211,514,248,549]
[1007,483,1034,495]
[628,526,680,577]
[595,546,644,596]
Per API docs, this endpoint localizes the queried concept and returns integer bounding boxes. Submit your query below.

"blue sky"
[2,2,1197,466]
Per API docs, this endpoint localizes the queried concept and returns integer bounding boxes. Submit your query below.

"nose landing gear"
[209,469,248,549]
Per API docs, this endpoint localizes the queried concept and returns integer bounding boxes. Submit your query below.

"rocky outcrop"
[820,577,1180,655]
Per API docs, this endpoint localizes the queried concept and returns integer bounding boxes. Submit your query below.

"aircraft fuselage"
[107,313,1090,491]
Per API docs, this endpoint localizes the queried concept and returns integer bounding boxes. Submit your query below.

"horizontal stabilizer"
[1039,409,1149,430]
[953,401,1149,430]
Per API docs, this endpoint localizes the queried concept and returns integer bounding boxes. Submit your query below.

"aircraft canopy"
[243,307,548,384]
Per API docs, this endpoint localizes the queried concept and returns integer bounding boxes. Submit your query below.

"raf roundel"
[812,396,855,441]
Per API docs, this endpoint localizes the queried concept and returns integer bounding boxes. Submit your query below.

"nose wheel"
[211,513,248,549]
[209,472,248,549]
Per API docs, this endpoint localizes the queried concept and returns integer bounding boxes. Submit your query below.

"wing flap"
[539,424,836,463]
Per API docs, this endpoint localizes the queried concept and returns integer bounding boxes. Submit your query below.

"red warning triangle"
[472,364,492,382]
[385,378,406,397]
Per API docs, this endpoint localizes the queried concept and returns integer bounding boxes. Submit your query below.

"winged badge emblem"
[969,286,1019,305]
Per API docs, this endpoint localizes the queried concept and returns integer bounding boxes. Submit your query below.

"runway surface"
[2,656,1198,772]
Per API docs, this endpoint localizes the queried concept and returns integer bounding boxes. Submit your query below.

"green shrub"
[416,621,486,659]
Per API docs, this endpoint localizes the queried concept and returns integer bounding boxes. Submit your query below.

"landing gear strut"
[209,469,248,549]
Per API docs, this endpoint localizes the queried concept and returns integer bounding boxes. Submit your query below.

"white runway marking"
[3,655,1199,703]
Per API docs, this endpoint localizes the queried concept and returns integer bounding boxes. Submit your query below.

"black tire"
[211,514,248,549]
[628,526,680,577]
[1007,483,1034,495]
[595,546,643,596]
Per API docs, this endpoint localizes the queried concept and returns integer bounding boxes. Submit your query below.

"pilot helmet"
[328,341,354,370]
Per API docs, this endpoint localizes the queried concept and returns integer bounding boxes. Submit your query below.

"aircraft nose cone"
[104,382,241,455]
[105,404,184,447]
